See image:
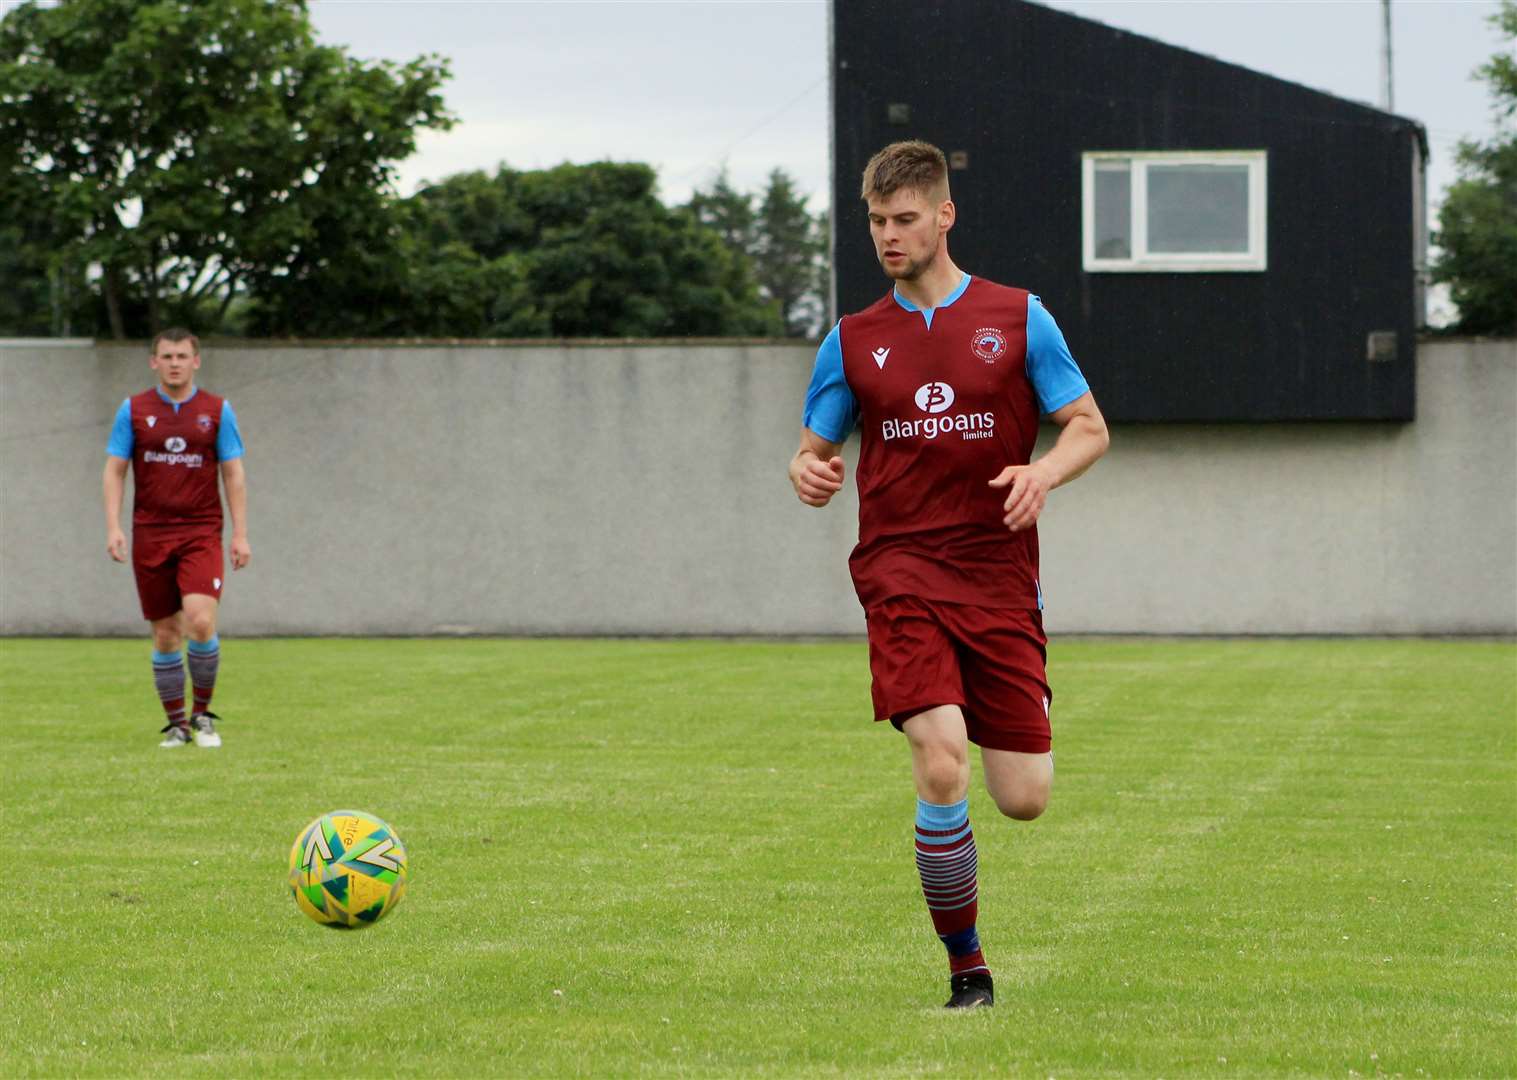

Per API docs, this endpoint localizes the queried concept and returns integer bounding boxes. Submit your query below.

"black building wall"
[832,0,1426,422]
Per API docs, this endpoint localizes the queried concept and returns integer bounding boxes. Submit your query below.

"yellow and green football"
[288,810,408,929]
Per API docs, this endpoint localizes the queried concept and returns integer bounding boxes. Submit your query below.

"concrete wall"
[2,338,1512,636]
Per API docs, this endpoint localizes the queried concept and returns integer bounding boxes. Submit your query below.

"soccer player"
[790,141,1109,1009]
[103,328,250,748]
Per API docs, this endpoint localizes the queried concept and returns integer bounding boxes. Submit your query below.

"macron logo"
[872,347,890,369]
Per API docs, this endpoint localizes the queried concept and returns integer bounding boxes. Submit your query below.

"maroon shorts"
[865,594,1052,753]
[132,528,224,622]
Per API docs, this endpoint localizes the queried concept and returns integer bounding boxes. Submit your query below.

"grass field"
[1,637,1513,1077]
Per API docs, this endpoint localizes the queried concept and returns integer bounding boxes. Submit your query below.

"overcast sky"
[306,0,1502,218]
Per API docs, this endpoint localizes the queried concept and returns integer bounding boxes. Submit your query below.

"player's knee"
[993,789,1049,820]
[186,614,216,640]
[920,752,969,803]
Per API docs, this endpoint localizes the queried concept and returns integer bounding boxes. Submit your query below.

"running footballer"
[789,141,1109,1010]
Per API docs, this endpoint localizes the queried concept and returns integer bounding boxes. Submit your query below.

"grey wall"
[2,338,1513,636]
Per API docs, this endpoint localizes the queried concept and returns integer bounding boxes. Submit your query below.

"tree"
[0,222,92,336]
[380,162,780,338]
[0,0,451,338]
[246,160,782,338]
[686,167,830,338]
[686,167,757,254]
[754,169,828,337]
[1432,0,1517,335]
[813,207,833,331]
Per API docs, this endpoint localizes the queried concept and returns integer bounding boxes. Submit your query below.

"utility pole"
[1380,0,1394,111]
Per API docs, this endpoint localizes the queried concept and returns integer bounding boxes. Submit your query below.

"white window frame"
[1082,150,1268,273]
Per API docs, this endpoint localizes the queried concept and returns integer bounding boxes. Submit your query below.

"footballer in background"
[103,328,250,748]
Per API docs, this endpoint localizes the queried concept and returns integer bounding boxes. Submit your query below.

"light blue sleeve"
[1026,295,1090,416]
[106,399,133,457]
[802,322,859,444]
[217,400,245,461]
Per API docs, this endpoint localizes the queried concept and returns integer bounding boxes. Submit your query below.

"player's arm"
[221,457,251,570]
[218,400,251,569]
[1038,392,1109,488]
[103,397,132,562]
[990,295,1110,531]
[103,455,129,562]
[793,322,856,507]
[992,392,1109,532]
[790,429,846,507]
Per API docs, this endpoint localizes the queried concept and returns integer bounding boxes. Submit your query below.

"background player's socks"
[152,649,187,729]
[187,635,220,715]
[915,797,990,977]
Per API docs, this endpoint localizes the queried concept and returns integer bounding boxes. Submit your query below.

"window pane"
[1146,164,1250,253]
[1092,162,1131,259]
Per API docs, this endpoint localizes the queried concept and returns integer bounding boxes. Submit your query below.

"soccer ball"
[287,810,408,929]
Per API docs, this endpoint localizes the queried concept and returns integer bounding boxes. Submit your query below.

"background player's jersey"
[107,388,244,529]
[803,275,1088,610]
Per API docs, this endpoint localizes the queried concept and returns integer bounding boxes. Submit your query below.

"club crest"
[972,327,1007,362]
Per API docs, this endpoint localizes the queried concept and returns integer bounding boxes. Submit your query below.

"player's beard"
[880,246,936,282]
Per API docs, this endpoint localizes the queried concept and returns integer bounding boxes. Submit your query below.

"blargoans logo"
[144,436,204,467]
[914,381,955,413]
[883,381,996,442]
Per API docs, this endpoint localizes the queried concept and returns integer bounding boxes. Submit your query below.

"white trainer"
[190,712,222,748]
[159,723,192,748]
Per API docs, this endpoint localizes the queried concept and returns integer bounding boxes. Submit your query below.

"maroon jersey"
[839,278,1042,610]
[126,389,226,529]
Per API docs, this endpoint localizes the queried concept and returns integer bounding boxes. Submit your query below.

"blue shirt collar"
[155,386,199,411]
[892,273,972,327]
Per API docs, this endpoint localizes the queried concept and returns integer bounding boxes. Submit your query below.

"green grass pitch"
[1,637,1512,1077]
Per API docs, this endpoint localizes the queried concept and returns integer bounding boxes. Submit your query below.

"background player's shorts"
[131,528,224,621]
[865,594,1052,754]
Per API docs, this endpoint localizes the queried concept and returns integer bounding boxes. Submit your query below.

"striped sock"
[152,650,187,729]
[187,635,220,716]
[915,797,990,978]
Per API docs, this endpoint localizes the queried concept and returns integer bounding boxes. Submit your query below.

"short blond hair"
[860,141,950,203]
